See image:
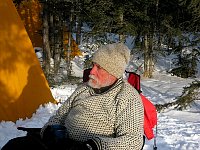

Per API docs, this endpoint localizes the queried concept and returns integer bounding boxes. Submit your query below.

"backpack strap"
[153,125,158,150]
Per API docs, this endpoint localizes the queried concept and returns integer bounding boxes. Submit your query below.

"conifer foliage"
[12,0,200,80]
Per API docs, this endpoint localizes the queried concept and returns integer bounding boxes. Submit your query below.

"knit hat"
[92,43,130,78]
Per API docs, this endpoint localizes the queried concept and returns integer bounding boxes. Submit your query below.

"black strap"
[153,125,158,150]
[17,127,41,133]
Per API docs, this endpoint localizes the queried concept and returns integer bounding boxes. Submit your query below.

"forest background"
[13,0,200,110]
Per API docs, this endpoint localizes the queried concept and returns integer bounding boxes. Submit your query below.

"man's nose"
[90,66,97,75]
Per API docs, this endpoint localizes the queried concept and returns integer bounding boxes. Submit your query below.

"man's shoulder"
[121,79,140,96]
[72,83,90,94]
[123,79,137,90]
[117,80,142,108]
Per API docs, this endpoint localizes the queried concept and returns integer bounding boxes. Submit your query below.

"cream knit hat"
[92,43,130,78]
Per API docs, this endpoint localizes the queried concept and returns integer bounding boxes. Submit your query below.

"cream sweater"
[41,78,144,150]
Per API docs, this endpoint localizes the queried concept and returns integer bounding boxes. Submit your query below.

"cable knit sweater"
[41,78,144,150]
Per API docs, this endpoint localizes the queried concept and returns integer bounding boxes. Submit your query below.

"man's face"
[88,63,117,89]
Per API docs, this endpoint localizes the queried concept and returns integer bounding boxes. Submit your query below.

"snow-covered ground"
[0,58,200,149]
[141,73,200,150]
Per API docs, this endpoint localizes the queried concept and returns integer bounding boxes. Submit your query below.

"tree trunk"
[66,8,74,77]
[143,34,148,77]
[76,15,81,45]
[143,34,154,78]
[148,34,154,78]
[49,13,55,57]
[75,1,81,45]
[42,4,51,79]
[54,15,62,75]
[118,6,125,42]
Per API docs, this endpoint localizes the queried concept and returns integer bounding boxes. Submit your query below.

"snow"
[0,50,200,150]
[140,73,200,150]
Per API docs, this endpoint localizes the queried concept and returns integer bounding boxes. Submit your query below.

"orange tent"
[0,0,56,122]
[63,27,82,59]
[17,0,43,47]
[16,0,82,58]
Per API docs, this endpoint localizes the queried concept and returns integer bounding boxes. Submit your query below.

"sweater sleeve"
[93,84,144,150]
[40,84,88,136]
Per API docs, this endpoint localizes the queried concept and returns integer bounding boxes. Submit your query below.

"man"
[2,43,144,150]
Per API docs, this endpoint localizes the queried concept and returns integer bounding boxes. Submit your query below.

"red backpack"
[83,69,157,140]
[126,71,157,140]
[126,71,141,93]
[140,93,157,140]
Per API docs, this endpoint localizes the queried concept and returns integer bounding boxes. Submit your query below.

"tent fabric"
[0,0,56,122]
[17,0,43,48]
